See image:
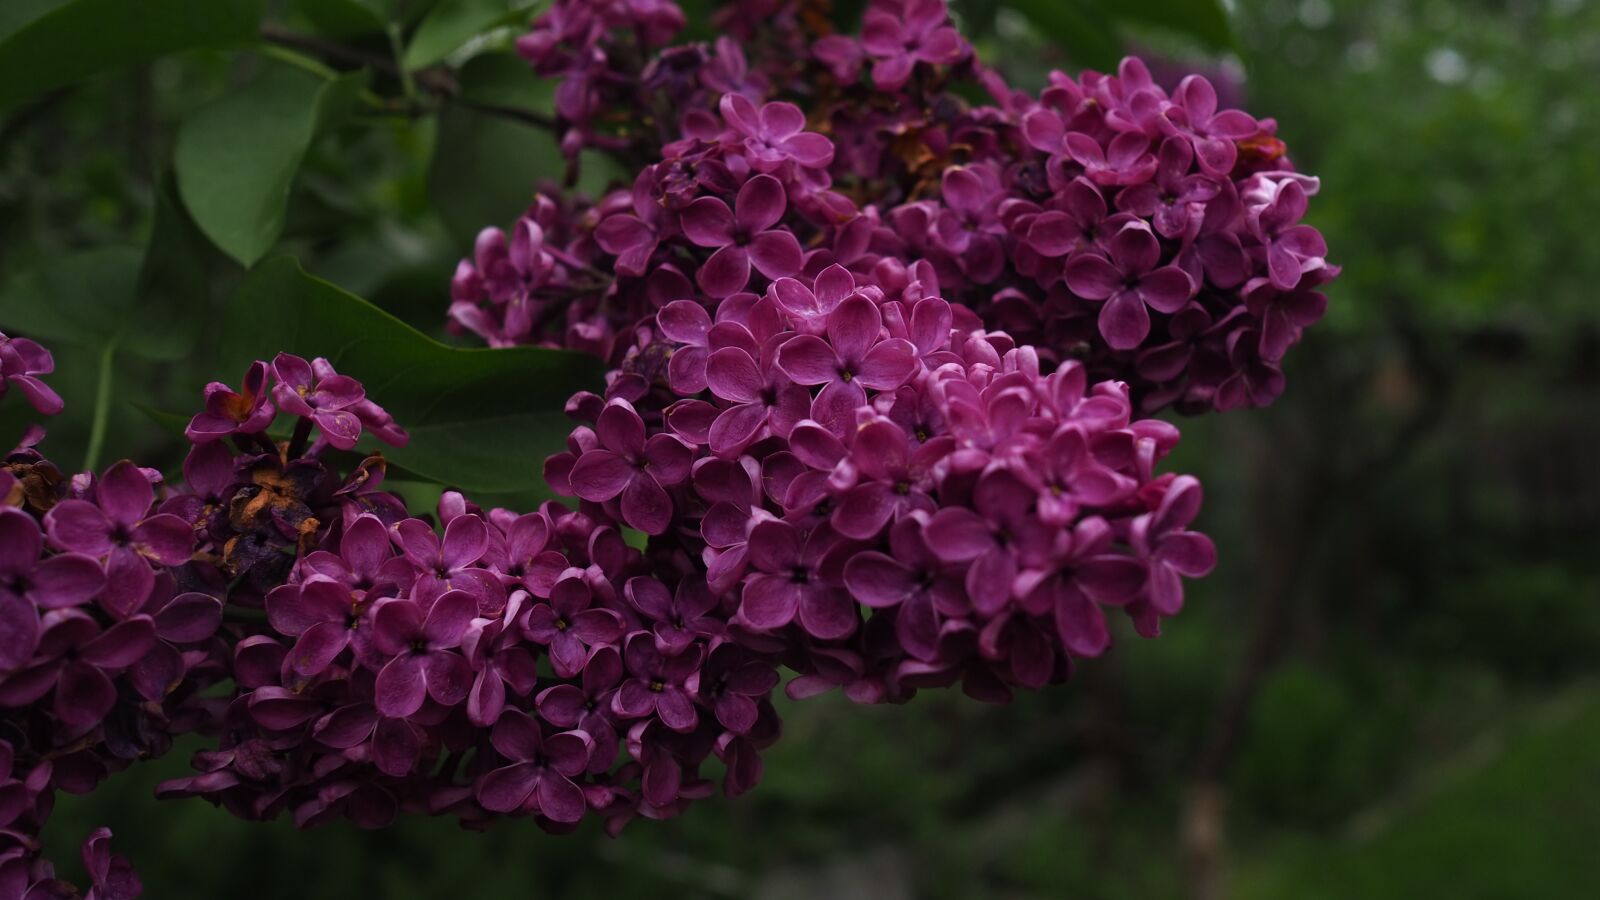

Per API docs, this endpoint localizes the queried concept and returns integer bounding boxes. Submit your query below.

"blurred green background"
[3,0,1598,897]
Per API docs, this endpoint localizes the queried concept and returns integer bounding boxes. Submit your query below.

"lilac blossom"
[0,332,64,416]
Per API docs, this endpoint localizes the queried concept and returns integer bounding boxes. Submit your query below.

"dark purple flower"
[843,516,963,661]
[680,174,802,298]
[2,609,155,727]
[568,400,693,534]
[688,642,779,735]
[719,94,835,172]
[1130,475,1216,619]
[0,507,104,625]
[524,571,624,678]
[42,461,193,616]
[185,360,276,443]
[1024,177,1109,259]
[475,710,591,821]
[462,590,541,727]
[1064,221,1196,350]
[595,171,670,276]
[371,591,477,718]
[739,520,855,639]
[625,575,722,654]
[536,645,623,774]
[611,631,702,732]
[264,578,361,677]
[776,296,918,432]
[1116,137,1221,239]
[391,515,494,606]
[859,0,968,91]
[704,340,811,457]
[0,332,64,416]
[831,418,947,540]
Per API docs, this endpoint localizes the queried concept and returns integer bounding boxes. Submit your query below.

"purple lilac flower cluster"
[451,0,1337,414]
[0,350,412,897]
[156,488,785,833]
[547,261,1216,701]
[2,428,217,898]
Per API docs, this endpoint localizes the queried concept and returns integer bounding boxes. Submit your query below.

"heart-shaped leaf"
[175,65,367,267]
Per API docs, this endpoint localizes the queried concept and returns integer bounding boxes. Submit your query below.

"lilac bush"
[0,0,1346,894]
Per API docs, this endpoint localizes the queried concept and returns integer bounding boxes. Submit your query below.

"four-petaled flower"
[568,400,694,534]
[1064,221,1196,350]
[680,174,803,298]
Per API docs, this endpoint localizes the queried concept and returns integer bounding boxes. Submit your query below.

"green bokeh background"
[2,0,1597,897]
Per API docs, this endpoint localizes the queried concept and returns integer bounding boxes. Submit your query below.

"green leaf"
[219,258,605,494]
[175,65,367,267]
[135,175,216,363]
[427,53,562,249]
[0,248,180,469]
[402,0,537,70]
[1111,0,1235,52]
[1007,0,1121,71]
[0,0,262,112]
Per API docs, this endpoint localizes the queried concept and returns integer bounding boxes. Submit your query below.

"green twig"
[82,338,118,473]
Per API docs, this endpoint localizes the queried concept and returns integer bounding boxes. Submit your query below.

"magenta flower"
[704,342,810,457]
[680,174,802,297]
[688,643,779,735]
[843,517,963,661]
[536,645,623,773]
[1024,177,1109,259]
[489,512,570,599]
[595,171,670,276]
[371,591,477,718]
[624,575,723,654]
[264,578,361,677]
[1116,137,1222,239]
[831,418,946,540]
[775,296,918,432]
[859,0,968,91]
[270,354,369,449]
[739,520,855,639]
[611,631,702,732]
[568,400,693,534]
[656,300,713,395]
[462,590,541,727]
[42,461,193,616]
[523,571,624,678]
[1064,221,1196,350]
[391,515,494,605]
[0,507,104,623]
[185,360,277,443]
[0,331,64,416]
[719,94,835,173]
[1245,176,1329,292]
[475,710,591,821]
[1130,476,1216,620]
[1165,74,1259,176]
